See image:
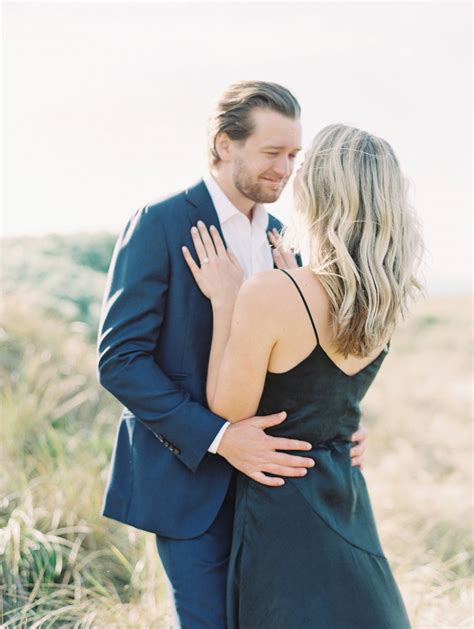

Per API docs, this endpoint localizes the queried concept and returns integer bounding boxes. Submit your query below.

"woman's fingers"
[191,226,209,266]
[209,224,227,257]
[272,227,282,244]
[197,221,217,260]
[268,229,281,248]
[272,247,283,268]
[190,222,243,277]
[181,246,200,279]
[269,231,298,270]
[268,228,287,270]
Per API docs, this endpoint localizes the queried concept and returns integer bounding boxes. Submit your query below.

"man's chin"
[236,180,284,204]
[252,184,284,204]
[258,190,282,204]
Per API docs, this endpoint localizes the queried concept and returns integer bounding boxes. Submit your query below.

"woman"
[182,124,423,628]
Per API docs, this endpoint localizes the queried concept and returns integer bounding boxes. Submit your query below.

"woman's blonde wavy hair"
[283,124,424,357]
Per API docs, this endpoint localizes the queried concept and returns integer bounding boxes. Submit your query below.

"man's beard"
[232,157,287,204]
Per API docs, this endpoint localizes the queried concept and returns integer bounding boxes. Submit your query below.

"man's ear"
[215,132,232,163]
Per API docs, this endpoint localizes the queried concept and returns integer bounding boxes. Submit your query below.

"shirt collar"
[203,173,269,231]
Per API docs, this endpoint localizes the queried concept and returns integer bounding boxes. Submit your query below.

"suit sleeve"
[97,205,225,473]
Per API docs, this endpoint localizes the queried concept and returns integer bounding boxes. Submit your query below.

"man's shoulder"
[143,182,194,217]
[129,179,205,227]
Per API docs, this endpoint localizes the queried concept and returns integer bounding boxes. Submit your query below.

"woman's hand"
[268,227,299,269]
[182,221,244,308]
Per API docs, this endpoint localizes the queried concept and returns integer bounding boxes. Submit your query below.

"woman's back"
[267,266,390,377]
[257,267,390,444]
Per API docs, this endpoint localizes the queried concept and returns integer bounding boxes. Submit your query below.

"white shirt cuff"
[208,421,231,454]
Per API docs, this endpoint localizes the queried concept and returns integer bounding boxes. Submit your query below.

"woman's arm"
[182,222,278,421]
[208,275,277,422]
[206,299,234,409]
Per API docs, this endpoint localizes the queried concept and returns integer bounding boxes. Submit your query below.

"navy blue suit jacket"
[98,179,299,538]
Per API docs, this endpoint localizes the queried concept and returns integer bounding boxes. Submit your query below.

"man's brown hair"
[208,81,301,166]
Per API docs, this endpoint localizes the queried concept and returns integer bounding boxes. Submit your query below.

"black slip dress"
[226,269,411,629]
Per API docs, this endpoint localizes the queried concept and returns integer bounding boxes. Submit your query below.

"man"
[98,81,369,628]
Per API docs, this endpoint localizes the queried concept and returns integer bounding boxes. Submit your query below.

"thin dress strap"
[279,269,320,345]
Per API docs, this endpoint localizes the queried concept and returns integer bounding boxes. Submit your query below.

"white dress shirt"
[203,173,275,454]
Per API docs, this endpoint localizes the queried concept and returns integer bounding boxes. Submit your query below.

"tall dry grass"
[0,289,472,627]
[0,298,172,627]
[364,296,472,628]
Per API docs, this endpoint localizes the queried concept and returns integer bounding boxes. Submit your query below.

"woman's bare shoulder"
[239,269,293,302]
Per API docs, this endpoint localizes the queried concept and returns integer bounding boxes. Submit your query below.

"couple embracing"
[98,81,422,628]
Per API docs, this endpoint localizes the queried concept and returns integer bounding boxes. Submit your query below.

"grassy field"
[363,296,472,628]
[0,235,472,627]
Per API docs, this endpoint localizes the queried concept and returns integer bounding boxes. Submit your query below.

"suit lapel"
[267,213,281,233]
[267,213,281,269]
[184,179,228,249]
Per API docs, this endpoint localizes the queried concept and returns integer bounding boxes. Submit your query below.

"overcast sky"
[3,1,472,294]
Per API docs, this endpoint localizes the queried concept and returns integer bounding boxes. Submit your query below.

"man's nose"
[273,156,292,178]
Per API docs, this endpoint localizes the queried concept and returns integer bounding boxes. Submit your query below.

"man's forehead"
[250,109,302,147]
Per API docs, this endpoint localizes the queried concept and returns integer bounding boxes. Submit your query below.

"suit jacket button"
[173,447,181,455]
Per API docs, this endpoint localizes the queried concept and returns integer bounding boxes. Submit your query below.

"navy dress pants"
[155,474,236,629]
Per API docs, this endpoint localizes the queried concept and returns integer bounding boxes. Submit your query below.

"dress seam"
[286,477,387,560]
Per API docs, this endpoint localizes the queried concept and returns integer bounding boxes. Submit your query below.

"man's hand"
[217,412,315,487]
[350,423,369,470]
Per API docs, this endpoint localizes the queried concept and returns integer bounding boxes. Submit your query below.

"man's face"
[230,108,303,204]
